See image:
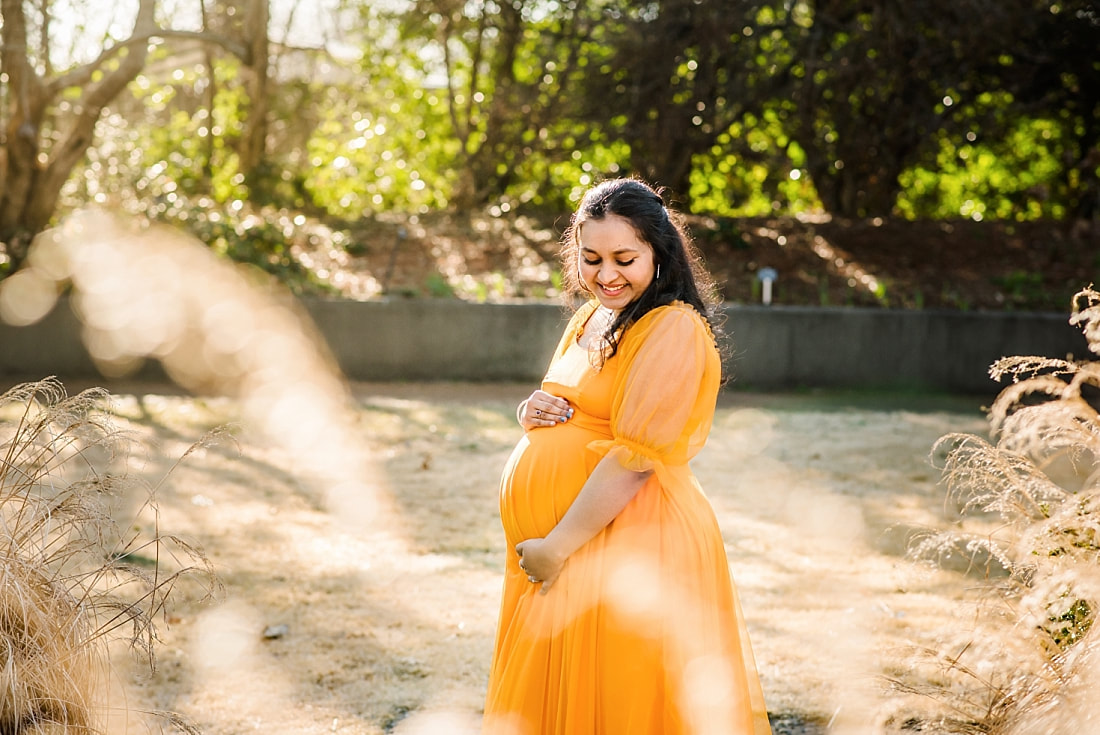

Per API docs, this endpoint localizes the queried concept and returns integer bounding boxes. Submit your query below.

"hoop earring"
[656,264,661,281]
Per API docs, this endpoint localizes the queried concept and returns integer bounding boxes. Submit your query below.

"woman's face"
[577,214,656,312]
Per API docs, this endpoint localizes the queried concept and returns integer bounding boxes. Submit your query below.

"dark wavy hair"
[561,177,723,361]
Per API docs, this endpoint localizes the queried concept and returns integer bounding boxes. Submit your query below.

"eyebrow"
[580,246,642,256]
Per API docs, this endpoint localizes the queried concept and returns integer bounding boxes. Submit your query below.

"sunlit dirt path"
[66,381,990,735]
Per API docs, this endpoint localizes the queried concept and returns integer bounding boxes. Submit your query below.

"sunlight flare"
[3,208,402,541]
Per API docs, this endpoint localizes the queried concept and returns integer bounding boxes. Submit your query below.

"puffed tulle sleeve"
[587,303,722,477]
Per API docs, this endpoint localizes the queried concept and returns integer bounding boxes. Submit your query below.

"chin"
[597,296,631,311]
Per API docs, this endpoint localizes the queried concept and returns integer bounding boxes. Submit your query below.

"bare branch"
[153,28,251,62]
[25,0,157,231]
[47,29,248,95]
[39,0,53,77]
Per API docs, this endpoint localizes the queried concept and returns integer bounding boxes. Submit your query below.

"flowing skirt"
[484,413,771,735]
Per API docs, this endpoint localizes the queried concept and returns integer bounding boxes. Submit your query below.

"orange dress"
[484,301,771,735]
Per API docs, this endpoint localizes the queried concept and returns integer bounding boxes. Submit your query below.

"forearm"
[544,456,652,561]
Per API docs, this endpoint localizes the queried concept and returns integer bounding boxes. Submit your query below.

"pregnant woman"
[483,178,771,735]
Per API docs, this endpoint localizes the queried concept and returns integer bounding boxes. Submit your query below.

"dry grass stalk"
[0,377,219,734]
[897,287,1100,733]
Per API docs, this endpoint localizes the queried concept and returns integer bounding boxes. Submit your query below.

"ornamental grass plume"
[895,287,1100,734]
[0,377,218,734]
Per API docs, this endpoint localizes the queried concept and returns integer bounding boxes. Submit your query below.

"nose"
[598,262,619,283]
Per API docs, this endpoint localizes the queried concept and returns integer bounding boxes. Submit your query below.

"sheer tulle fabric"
[485,302,771,735]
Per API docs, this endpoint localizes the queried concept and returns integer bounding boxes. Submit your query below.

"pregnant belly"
[499,421,606,544]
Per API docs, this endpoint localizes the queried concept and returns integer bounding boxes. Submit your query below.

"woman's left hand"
[515,538,566,594]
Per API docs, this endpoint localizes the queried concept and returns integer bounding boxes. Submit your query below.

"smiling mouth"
[599,283,626,295]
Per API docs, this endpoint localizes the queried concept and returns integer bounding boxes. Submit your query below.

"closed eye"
[582,258,636,267]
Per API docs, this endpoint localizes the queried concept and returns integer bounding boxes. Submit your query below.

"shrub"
[0,378,219,733]
[895,287,1100,733]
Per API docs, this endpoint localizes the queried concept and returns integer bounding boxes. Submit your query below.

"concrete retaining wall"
[723,305,1089,393]
[0,297,1090,394]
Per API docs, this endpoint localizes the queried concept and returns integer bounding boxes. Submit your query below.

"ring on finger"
[535,409,542,416]
[528,575,538,583]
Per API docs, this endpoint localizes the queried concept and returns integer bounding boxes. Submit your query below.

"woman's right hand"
[517,390,574,431]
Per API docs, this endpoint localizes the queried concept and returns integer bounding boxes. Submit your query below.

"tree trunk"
[455,2,524,207]
[200,0,217,181]
[239,0,270,183]
[1,0,46,264]
[0,0,156,269]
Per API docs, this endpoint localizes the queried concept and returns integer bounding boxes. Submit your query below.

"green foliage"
[423,272,455,298]
[504,136,632,212]
[992,270,1045,307]
[128,57,249,203]
[58,51,250,216]
[549,269,564,293]
[37,0,1095,285]
[180,202,337,295]
[392,0,619,209]
[1043,598,1093,650]
[56,67,330,293]
[688,112,822,216]
[300,85,456,216]
[298,4,459,216]
[872,278,890,307]
[897,116,1073,220]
